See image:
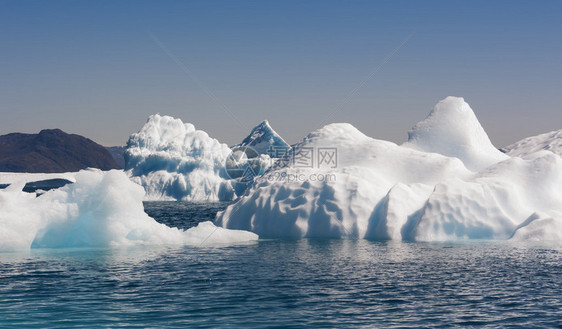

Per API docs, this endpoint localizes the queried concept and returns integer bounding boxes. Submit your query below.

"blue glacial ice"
[0,169,257,251]
[125,115,290,201]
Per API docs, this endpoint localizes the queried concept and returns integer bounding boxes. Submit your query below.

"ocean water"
[0,202,561,328]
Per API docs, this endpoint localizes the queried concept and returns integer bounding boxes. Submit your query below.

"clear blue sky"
[1,0,561,146]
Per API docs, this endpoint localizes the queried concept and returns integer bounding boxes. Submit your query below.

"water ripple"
[0,202,560,328]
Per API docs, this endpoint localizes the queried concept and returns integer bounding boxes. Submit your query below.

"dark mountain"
[0,129,121,173]
[105,146,125,169]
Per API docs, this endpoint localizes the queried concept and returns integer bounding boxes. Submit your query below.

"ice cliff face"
[216,97,562,242]
[124,114,235,201]
[124,115,291,201]
[502,129,562,158]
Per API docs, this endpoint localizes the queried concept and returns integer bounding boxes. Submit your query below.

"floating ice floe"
[0,169,257,251]
[216,97,562,242]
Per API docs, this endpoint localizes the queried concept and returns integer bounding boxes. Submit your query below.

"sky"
[1,0,561,147]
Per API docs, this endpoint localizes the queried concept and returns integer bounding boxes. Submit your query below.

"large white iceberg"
[125,114,236,201]
[217,97,562,242]
[0,169,257,252]
[502,129,562,157]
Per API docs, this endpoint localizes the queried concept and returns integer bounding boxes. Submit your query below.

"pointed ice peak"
[233,120,290,157]
[256,119,270,128]
[403,96,508,171]
[246,120,274,137]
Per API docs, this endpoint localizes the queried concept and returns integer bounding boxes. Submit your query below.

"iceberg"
[502,129,562,157]
[216,121,471,239]
[125,116,291,201]
[217,97,562,242]
[226,120,290,193]
[231,120,290,156]
[0,169,257,251]
[124,114,236,201]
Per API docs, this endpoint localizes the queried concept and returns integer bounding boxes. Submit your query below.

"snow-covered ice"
[510,212,562,242]
[411,151,562,241]
[0,169,257,251]
[217,97,562,242]
[502,129,562,157]
[403,96,509,171]
[216,121,471,239]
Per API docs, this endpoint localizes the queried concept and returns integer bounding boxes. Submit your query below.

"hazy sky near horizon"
[1,0,561,147]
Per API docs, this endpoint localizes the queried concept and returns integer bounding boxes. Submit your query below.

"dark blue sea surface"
[0,202,561,328]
